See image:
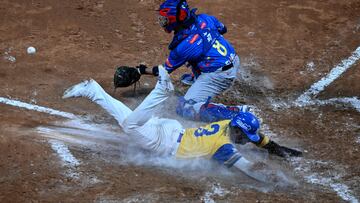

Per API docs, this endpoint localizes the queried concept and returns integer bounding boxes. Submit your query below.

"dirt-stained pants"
[80,77,183,155]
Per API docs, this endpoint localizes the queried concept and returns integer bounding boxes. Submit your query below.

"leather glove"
[113,65,141,88]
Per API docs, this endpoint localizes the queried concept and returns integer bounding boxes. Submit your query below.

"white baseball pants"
[184,55,240,103]
[80,78,183,156]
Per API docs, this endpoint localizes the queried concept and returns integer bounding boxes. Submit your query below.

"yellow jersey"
[175,120,241,167]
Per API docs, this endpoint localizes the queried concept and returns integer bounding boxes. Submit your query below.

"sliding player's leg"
[63,79,132,128]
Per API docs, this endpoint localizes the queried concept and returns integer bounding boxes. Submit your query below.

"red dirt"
[1,0,359,202]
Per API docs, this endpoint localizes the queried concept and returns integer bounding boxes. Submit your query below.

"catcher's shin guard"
[176,97,198,120]
[198,97,242,122]
[176,97,249,122]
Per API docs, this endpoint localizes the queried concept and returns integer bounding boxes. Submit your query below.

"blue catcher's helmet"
[158,0,190,33]
[230,112,261,142]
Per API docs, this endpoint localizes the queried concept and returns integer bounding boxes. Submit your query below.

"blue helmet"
[230,112,261,142]
[158,0,191,33]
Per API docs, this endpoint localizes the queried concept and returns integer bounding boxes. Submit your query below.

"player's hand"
[264,141,303,158]
[279,146,303,157]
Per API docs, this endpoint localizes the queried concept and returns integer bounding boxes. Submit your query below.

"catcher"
[65,65,302,183]
[114,0,250,123]
[155,0,248,123]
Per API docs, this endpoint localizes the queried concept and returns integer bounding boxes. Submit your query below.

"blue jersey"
[164,14,237,73]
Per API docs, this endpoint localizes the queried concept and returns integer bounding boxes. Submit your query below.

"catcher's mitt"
[113,66,141,88]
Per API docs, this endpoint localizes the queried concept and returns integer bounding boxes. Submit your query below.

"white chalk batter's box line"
[0,97,82,178]
[294,46,360,112]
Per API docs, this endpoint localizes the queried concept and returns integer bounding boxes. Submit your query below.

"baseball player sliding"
[63,65,302,183]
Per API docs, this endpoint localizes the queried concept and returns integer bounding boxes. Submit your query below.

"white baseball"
[27,46,36,54]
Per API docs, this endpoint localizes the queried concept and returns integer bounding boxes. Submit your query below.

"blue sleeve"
[212,144,242,168]
[164,35,203,73]
[164,49,186,73]
[209,15,227,35]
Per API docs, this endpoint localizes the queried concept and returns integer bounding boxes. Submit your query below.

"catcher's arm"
[136,64,153,75]
[136,64,161,76]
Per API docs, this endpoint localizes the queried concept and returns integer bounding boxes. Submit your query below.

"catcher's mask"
[113,66,141,88]
[158,0,190,33]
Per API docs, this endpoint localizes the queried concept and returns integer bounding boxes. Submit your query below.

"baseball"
[27,46,36,55]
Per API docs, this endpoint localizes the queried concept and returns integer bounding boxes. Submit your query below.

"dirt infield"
[1,0,359,202]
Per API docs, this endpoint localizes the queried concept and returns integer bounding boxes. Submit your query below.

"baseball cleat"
[180,73,195,86]
[62,79,94,99]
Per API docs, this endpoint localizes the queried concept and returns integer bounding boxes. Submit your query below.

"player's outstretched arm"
[233,157,292,185]
[263,141,303,157]
[256,133,303,158]
[233,157,272,183]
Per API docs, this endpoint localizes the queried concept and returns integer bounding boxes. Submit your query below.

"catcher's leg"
[176,96,250,122]
[183,55,240,102]
[63,79,132,128]
[177,56,249,122]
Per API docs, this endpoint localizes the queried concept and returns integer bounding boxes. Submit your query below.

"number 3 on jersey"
[194,124,220,137]
[213,40,227,56]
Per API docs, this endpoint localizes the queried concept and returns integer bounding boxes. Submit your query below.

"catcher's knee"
[198,102,243,122]
[176,96,243,122]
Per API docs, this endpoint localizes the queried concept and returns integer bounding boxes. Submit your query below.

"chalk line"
[0,96,82,178]
[313,97,360,112]
[49,139,80,167]
[0,97,77,119]
[49,139,81,179]
[202,183,229,203]
[291,158,359,203]
[306,174,359,203]
[296,46,360,105]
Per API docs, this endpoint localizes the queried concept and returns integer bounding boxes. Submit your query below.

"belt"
[177,132,184,143]
[221,63,233,71]
[171,132,183,156]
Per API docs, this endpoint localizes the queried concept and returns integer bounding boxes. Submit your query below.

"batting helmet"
[230,112,261,142]
[158,0,190,33]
